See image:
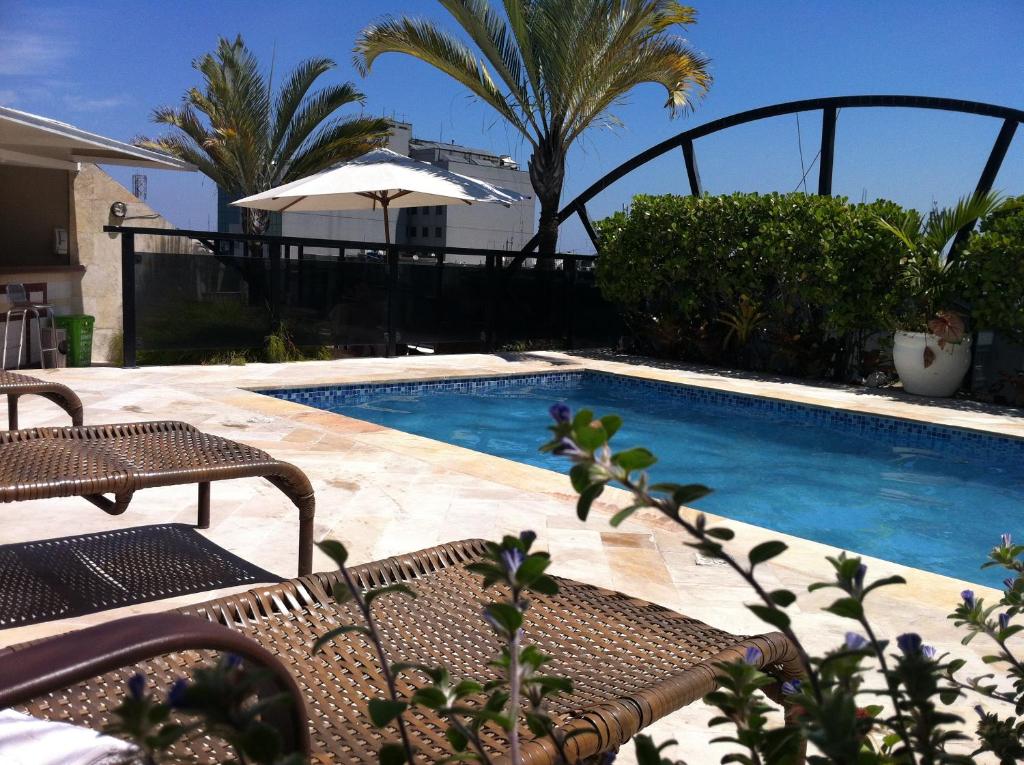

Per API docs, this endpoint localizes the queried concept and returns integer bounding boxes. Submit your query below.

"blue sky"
[2,0,1022,252]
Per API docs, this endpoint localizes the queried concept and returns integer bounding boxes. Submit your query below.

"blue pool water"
[264,372,1024,586]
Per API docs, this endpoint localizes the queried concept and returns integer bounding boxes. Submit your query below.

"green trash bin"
[54,315,95,367]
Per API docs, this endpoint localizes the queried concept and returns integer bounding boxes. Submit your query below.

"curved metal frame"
[523,95,1024,253]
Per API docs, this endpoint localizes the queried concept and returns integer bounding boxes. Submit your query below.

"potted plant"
[878,192,1004,397]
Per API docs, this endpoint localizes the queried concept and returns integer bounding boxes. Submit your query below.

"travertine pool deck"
[2,352,1020,760]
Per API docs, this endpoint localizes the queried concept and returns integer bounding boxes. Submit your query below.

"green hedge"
[595,192,908,378]
[959,196,1024,341]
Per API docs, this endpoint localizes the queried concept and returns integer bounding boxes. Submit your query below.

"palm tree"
[355,0,710,255]
[139,35,391,235]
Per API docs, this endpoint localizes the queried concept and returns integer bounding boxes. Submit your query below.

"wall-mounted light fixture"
[109,201,128,219]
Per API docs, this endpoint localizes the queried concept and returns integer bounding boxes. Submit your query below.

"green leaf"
[528,575,559,595]
[824,597,864,620]
[365,583,416,607]
[484,603,523,634]
[575,422,608,451]
[445,726,468,752]
[572,409,593,429]
[515,554,550,584]
[705,527,735,540]
[600,415,622,439]
[317,540,348,567]
[312,624,369,653]
[610,504,642,527]
[332,582,353,603]
[576,483,605,521]
[411,686,448,709]
[379,742,408,765]
[612,447,657,471]
[368,699,408,728]
[569,463,593,493]
[749,541,788,566]
[673,484,712,505]
[863,575,907,595]
[769,589,796,608]
[747,604,791,630]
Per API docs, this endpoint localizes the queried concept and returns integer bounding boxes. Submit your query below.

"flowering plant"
[544,401,1024,764]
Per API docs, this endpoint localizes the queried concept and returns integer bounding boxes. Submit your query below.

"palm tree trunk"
[529,139,565,269]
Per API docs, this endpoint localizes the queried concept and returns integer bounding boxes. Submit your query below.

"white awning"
[0,106,193,172]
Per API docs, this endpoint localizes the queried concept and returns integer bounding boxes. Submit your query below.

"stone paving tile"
[2,353,1019,762]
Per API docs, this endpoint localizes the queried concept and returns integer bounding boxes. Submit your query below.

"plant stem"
[508,587,522,765]
[446,715,495,765]
[609,464,823,702]
[857,615,914,754]
[339,565,417,765]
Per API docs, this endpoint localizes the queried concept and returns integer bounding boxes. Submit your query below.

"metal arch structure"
[521,95,1024,254]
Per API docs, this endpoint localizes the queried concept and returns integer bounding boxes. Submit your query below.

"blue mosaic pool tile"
[259,370,1024,466]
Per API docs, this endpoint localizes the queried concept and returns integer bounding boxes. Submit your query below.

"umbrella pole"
[382,199,390,245]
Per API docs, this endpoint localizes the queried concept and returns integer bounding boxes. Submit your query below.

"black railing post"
[564,256,577,350]
[269,243,282,329]
[386,244,398,357]
[485,253,496,351]
[120,231,137,368]
[818,107,837,196]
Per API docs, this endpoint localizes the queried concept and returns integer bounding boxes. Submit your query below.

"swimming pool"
[263,371,1024,586]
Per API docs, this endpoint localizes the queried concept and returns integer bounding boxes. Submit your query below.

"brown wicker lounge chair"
[0,420,315,575]
[0,539,802,764]
[0,370,83,430]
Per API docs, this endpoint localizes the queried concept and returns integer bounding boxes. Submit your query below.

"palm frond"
[355,16,532,140]
[271,56,336,153]
[273,83,368,178]
[438,0,536,129]
[282,116,393,182]
[921,191,1005,257]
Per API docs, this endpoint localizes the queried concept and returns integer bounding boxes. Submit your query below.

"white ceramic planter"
[893,331,972,397]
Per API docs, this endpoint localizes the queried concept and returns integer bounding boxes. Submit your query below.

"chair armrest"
[0,613,310,756]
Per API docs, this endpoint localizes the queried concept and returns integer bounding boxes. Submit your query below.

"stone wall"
[71,164,180,363]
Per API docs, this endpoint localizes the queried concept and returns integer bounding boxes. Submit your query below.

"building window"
[407,226,416,238]
[435,206,443,214]
[421,206,429,214]
[435,227,443,238]
[410,207,417,216]
[421,226,429,237]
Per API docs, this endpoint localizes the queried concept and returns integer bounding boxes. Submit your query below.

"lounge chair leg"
[298,501,315,576]
[197,482,210,529]
[7,395,17,430]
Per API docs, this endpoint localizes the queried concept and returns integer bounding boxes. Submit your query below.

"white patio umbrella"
[231,148,526,244]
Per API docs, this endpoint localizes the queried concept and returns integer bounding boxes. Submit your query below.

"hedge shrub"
[595,192,908,379]
[959,196,1024,341]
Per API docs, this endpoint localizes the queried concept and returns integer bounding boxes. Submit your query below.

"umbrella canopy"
[232,148,527,243]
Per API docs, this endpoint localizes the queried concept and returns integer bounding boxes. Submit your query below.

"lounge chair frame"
[0,539,802,764]
[0,420,315,574]
[0,370,83,430]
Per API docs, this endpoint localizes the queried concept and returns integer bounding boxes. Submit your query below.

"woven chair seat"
[0,421,316,574]
[0,371,83,429]
[9,539,801,764]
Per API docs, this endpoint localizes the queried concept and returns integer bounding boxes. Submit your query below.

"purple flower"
[743,646,763,666]
[127,673,145,700]
[501,548,525,575]
[999,612,1010,631]
[1002,533,1013,548]
[854,564,866,590]
[519,530,537,548]
[922,645,937,660]
[896,633,922,656]
[845,632,869,651]
[549,403,571,423]
[167,678,189,709]
[1005,578,1016,592]
[552,436,581,457]
[781,679,802,695]
[961,590,975,609]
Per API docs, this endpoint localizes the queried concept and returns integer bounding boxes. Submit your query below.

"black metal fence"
[105,227,619,367]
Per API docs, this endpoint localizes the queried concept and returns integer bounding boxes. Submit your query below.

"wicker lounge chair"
[0,370,83,430]
[0,539,802,764]
[0,420,315,575]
